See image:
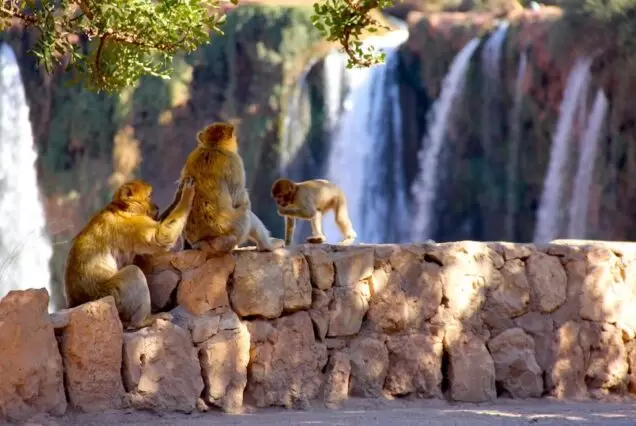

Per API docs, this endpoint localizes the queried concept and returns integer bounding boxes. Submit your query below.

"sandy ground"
[12,398,636,426]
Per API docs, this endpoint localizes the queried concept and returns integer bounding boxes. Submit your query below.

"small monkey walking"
[271,178,357,246]
[64,178,196,329]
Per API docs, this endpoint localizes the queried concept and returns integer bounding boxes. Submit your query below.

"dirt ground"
[11,397,636,426]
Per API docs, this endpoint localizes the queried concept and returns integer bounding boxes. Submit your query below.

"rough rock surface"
[550,320,587,399]
[487,328,543,398]
[445,326,496,402]
[384,333,444,398]
[177,255,234,315]
[323,351,351,408]
[231,251,286,318]
[0,289,67,422]
[332,249,374,287]
[525,252,567,313]
[122,319,204,412]
[301,246,335,290]
[349,336,389,398]
[247,312,327,408]
[327,282,370,337]
[199,322,251,413]
[147,268,180,311]
[59,297,126,411]
[282,251,312,312]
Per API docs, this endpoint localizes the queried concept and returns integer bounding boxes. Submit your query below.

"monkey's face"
[271,180,295,207]
[114,180,159,217]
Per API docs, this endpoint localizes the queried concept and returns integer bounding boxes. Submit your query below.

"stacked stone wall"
[2,240,636,422]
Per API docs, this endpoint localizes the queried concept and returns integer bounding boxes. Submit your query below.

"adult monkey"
[160,121,282,253]
[64,178,195,329]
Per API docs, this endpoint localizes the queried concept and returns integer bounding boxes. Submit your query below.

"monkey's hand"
[180,177,196,207]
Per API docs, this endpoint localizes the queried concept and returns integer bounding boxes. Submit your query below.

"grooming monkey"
[64,178,195,329]
[271,178,357,246]
[160,121,282,253]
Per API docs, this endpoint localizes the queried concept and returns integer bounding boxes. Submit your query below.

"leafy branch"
[0,0,394,92]
[311,0,395,68]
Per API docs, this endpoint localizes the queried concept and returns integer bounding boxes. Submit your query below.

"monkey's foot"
[306,235,327,244]
[269,238,286,249]
[193,236,238,256]
[339,236,356,246]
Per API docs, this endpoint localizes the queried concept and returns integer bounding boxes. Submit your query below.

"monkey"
[159,121,283,254]
[64,178,196,330]
[270,178,357,246]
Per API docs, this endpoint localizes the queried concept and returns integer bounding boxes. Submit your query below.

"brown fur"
[161,122,282,254]
[64,179,195,329]
[271,178,357,245]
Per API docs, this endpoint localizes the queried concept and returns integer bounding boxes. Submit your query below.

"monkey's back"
[301,179,344,211]
[181,147,248,242]
[64,209,126,306]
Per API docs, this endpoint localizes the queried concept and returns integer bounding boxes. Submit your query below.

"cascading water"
[324,29,409,244]
[411,38,481,242]
[0,44,53,308]
[504,50,528,240]
[533,56,592,244]
[481,22,509,155]
[567,89,608,238]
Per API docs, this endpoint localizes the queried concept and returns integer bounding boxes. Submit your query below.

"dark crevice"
[423,253,443,267]
[440,346,451,398]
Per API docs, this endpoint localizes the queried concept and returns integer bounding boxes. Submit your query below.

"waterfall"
[481,22,509,155]
[567,89,608,238]
[324,29,409,244]
[0,44,53,308]
[533,56,592,244]
[411,38,481,242]
[504,50,528,240]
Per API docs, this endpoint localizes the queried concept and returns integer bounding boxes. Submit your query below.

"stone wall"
[2,240,636,422]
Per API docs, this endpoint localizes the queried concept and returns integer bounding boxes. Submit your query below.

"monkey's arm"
[277,205,316,219]
[284,216,296,246]
[157,180,184,221]
[136,180,195,251]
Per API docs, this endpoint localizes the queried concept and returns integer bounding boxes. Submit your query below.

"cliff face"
[400,5,636,243]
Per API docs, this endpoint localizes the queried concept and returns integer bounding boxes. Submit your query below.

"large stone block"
[122,319,204,412]
[0,289,66,422]
[247,312,327,408]
[59,296,126,412]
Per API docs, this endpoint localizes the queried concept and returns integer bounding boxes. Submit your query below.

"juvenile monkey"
[160,121,282,254]
[64,178,195,329]
[271,178,357,246]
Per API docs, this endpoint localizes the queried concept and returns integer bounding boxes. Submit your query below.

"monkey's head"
[196,122,238,153]
[111,180,159,219]
[271,178,297,207]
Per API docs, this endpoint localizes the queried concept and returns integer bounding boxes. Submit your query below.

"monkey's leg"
[247,211,284,251]
[284,216,296,246]
[306,212,327,244]
[335,200,357,245]
[106,265,170,330]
